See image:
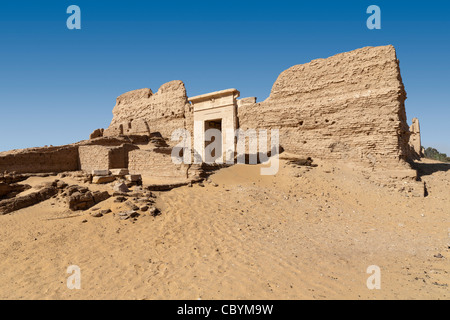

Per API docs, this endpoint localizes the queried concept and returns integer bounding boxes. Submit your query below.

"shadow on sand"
[412,161,450,179]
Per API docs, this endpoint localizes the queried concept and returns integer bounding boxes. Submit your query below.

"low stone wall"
[0,187,58,215]
[110,144,139,169]
[78,145,110,172]
[129,148,200,180]
[78,144,139,172]
[0,146,79,174]
[0,136,147,174]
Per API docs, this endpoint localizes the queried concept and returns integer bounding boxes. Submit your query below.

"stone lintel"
[189,88,240,104]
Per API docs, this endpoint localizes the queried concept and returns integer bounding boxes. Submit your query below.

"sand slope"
[0,159,448,299]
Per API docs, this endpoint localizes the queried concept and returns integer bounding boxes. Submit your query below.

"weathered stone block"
[125,174,141,182]
[92,169,110,176]
[89,128,104,139]
[113,182,129,193]
[92,190,110,203]
[92,176,116,184]
[0,187,58,215]
[110,168,129,176]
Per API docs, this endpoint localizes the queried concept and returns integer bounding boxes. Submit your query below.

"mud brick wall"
[108,144,139,169]
[128,148,196,179]
[238,45,411,169]
[79,145,110,172]
[79,144,139,172]
[103,80,191,138]
[0,146,79,173]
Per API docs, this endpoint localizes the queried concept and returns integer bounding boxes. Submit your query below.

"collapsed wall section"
[103,80,192,139]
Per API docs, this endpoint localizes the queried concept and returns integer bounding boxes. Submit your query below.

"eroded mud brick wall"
[108,144,139,169]
[128,148,193,180]
[104,80,193,139]
[0,146,79,173]
[79,144,139,172]
[238,45,411,168]
[79,145,110,172]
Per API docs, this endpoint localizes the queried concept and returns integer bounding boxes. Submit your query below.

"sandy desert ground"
[0,158,448,300]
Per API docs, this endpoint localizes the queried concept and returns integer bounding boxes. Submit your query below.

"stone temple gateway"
[188,88,257,163]
[0,45,424,194]
[189,89,240,163]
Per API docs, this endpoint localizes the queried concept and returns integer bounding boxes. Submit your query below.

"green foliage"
[423,147,450,162]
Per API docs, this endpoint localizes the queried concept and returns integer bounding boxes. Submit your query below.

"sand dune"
[0,159,448,299]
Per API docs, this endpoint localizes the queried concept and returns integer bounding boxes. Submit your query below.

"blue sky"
[0,0,449,154]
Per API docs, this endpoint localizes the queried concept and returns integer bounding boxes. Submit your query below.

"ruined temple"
[0,45,424,193]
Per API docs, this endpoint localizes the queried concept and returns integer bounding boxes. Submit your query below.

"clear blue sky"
[1,0,449,154]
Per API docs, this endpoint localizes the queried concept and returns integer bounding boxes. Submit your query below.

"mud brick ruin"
[0,45,425,201]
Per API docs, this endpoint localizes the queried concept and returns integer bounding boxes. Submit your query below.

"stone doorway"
[204,119,222,162]
[189,88,240,163]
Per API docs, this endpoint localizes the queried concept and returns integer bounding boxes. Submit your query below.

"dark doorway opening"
[204,119,222,162]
